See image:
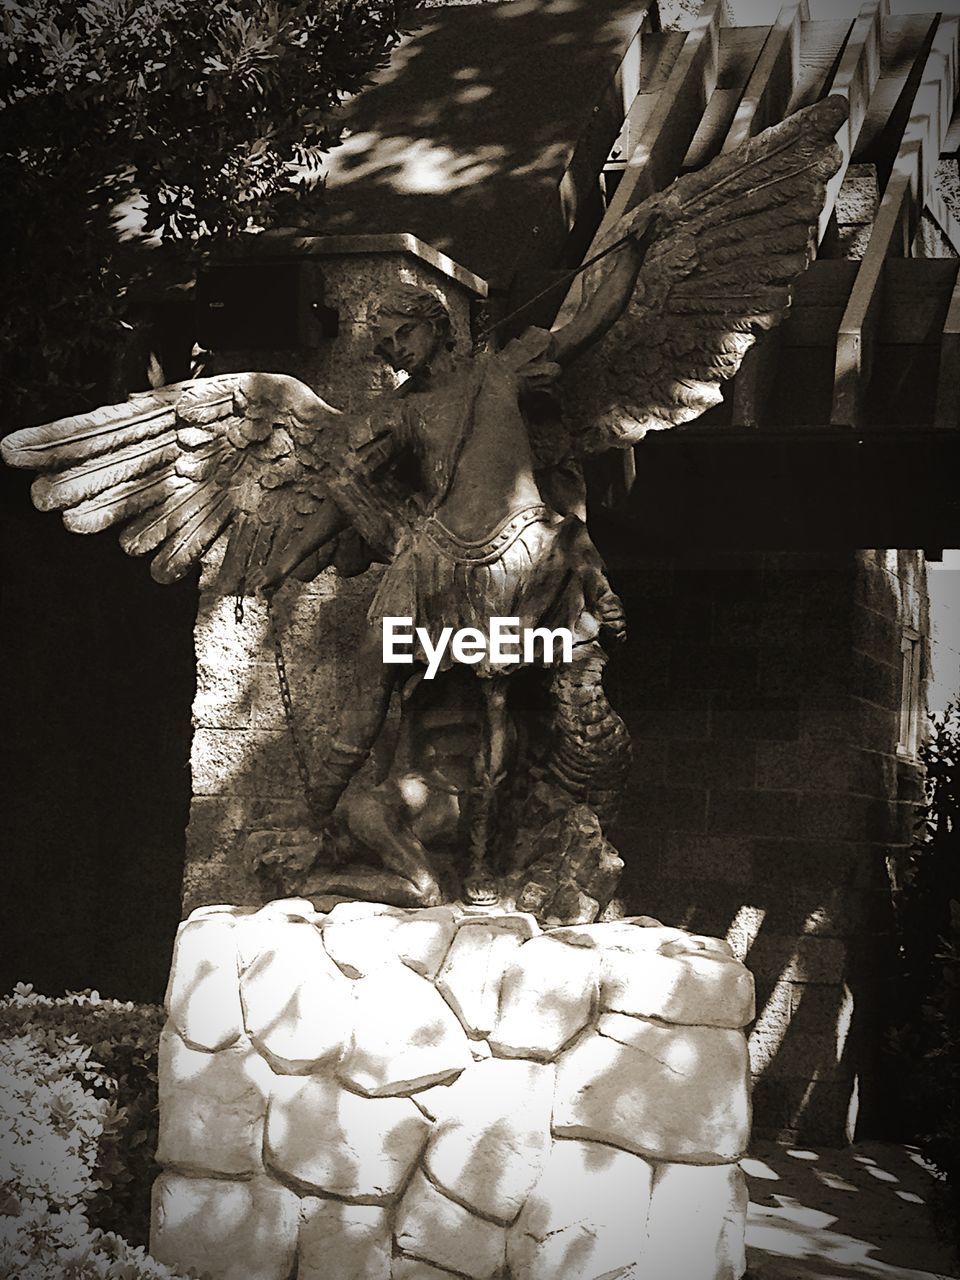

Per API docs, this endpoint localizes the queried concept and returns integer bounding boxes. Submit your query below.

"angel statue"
[2,96,846,921]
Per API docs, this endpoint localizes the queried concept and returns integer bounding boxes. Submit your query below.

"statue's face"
[372,314,442,375]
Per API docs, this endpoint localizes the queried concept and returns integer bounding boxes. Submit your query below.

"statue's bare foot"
[464,870,500,906]
[411,873,445,909]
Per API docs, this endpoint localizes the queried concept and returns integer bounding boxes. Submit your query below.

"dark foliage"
[0,986,166,1249]
[0,0,416,419]
[890,703,960,1248]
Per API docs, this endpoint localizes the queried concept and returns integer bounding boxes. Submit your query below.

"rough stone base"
[150,900,754,1280]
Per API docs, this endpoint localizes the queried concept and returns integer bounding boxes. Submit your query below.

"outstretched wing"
[1,372,359,591]
[564,95,848,454]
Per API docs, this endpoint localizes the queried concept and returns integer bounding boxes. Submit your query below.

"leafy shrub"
[890,703,960,1247]
[0,986,166,1258]
[0,0,416,418]
[1,1209,198,1280]
[1,0,414,240]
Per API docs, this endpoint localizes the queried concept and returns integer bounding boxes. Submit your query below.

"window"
[898,628,922,759]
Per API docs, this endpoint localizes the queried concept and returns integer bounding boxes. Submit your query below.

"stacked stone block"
[151,899,755,1280]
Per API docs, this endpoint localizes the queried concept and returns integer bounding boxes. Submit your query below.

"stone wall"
[183,244,481,914]
[600,546,928,1143]
[151,899,754,1280]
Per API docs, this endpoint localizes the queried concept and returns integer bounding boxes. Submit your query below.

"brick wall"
[602,546,928,1143]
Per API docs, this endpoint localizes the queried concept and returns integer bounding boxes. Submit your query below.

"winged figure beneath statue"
[2,96,848,922]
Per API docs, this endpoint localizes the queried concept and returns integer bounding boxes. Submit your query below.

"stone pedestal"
[150,900,754,1280]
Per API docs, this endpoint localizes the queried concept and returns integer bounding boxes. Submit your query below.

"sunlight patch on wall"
[328,132,505,194]
[748,964,794,1071]
[792,1072,820,1134]
[835,982,854,1065]
[725,905,766,962]
[845,1071,860,1143]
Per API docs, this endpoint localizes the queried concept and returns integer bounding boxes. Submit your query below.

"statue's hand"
[245,560,285,597]
[627,207,665,250]
[595,588,627,643]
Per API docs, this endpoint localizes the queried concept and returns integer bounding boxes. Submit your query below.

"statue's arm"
[250,411,411,593]
[550,211,661,368]
[249,501,351,592]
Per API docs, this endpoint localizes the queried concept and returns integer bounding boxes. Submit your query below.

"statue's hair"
[372,284,453,347]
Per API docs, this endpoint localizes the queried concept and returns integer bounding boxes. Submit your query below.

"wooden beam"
[934,269,960,428]
[781,259,956,346]
[832,173,911,425]
[603,429,960,553]
[554,0,723,327]
[557,61,641,235]
[560,16,648,237]
[879,259,958,342]
[722,4,802,152]
[729,0,807,20]
[725,5,803,428]
[616,19,643,121]
[730,330,784,428]
[831,16,960,426]
[926,185,960,256]
[600,0,723,212]
[809,0,885,15]
[683,26,770,170]
[602,32,687,175]
[906,16,959,206]
[820,0,886,243]
[944,100,960,153]
[781,260,860,348]
[905,17,960,253]
[728,2,878,428]
[854,14,939,160]
[788,19,860,112]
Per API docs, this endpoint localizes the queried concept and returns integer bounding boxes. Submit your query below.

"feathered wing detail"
[563,95,848,454]
[0,372,372,590]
